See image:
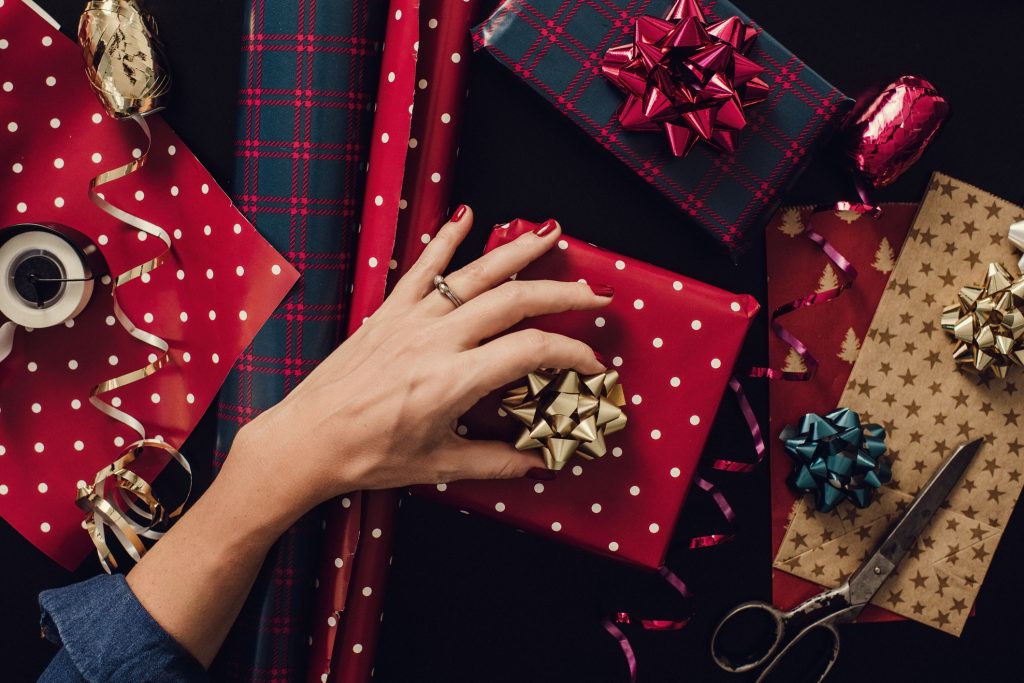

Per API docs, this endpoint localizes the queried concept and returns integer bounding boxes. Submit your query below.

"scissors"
[711,438,983,683]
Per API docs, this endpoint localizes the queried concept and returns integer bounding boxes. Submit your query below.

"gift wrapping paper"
[0,0,297,570]
[765,204,916,622]
[308,1,479,680]
[775,173,1024,635]
[413,222,760,568]
[209,0,386,681]
[474,0,853,251]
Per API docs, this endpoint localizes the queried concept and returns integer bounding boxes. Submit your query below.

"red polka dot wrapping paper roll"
[412,220,760,570]
[0,0,298,570]
[474,0,853,252]
[306,0,479,681]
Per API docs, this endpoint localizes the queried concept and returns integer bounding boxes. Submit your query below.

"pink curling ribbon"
[708,377,766,473]
[751,76,947,382]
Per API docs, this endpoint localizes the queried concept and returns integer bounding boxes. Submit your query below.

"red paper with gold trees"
[0,0,298,569]
[413,219,759,568]
[765,203,916,621]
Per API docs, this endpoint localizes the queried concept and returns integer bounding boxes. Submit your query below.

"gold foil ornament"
[941,262,1024,379]
[501,369,628,470]
[79,0,170,118]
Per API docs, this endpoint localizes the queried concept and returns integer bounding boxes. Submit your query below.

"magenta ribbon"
[750,208,863,382]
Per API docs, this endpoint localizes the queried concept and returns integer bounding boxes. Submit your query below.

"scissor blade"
[848,438,984,606]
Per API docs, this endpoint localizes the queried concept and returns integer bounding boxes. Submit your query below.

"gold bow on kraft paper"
[941,262,1024,379]
[502,369,628,470]
[79,0,171,118]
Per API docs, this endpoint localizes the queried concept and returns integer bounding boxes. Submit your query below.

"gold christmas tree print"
[837,328,861,363]
[777,208,804,237]
[834,210,862,224]
[872,237,895,273]
[783,347,807,373]
[817,263,839,292]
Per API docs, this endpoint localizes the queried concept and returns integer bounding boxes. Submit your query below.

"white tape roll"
[0,229,94,328]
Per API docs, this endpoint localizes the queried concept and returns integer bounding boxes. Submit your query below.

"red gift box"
[413,219,759,568]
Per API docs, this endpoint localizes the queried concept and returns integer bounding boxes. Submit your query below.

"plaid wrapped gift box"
[475,0,853,251]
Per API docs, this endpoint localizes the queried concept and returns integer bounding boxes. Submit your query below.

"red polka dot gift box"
[413,219,759,568]
[0,0,298,570]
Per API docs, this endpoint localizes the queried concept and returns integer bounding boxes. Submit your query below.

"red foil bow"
[601,0,770,157]
[845,75,949,188]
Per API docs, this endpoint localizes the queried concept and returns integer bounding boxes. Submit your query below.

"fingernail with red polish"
[589,284,615,298]
[534,219,558,237]
[451,204,468,221]
[526,467,557,481]
[594,350,607,366]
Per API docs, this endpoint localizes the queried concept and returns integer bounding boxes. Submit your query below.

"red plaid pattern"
[211,0,386,680]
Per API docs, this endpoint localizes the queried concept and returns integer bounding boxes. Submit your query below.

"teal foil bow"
[780,408,891,512]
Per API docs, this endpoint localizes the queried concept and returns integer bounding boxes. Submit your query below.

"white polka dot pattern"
[0,1,299,568]
[410,227,759,571]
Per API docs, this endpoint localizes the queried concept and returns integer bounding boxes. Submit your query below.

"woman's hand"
[231,205,613,514]
[127,205,611,668]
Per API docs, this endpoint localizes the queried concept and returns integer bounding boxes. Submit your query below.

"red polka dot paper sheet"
[765,204,916,623]
[413,220,759,569]
[0,0,298,570]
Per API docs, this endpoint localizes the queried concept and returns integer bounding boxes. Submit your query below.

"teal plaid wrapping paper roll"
[211,1,387,680]
[475,0,853,251]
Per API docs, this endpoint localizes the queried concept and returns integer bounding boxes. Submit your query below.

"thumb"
[440,438,546,482]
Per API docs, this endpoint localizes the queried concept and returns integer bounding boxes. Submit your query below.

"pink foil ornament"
[845,75,949,188]
[601,0,770,157]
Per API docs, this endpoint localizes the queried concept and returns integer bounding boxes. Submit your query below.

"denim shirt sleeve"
[38,573,208,683]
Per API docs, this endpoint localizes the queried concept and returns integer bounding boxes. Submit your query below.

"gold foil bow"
[941,262,1024,378]
[501,369,628,470]
[79,0,170,118]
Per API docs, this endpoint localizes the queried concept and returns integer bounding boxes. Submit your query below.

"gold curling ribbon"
[79,0,171,119]
[941,262,1024,379]
[501,369,628,470]
[76,1,189,570]
[76,439,192,572]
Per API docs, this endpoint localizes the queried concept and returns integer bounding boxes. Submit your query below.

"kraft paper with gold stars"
[774,173,1024,636]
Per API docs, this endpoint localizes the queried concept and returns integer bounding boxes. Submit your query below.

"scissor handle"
[754,620,840,683]
[710,600,787,673]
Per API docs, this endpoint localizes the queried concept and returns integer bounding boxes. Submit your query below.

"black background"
[4,1,1024,681]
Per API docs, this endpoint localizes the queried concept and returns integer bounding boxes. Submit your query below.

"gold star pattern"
[775,174,1024,636]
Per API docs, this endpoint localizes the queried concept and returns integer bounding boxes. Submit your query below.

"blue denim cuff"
[39,574,207,683]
